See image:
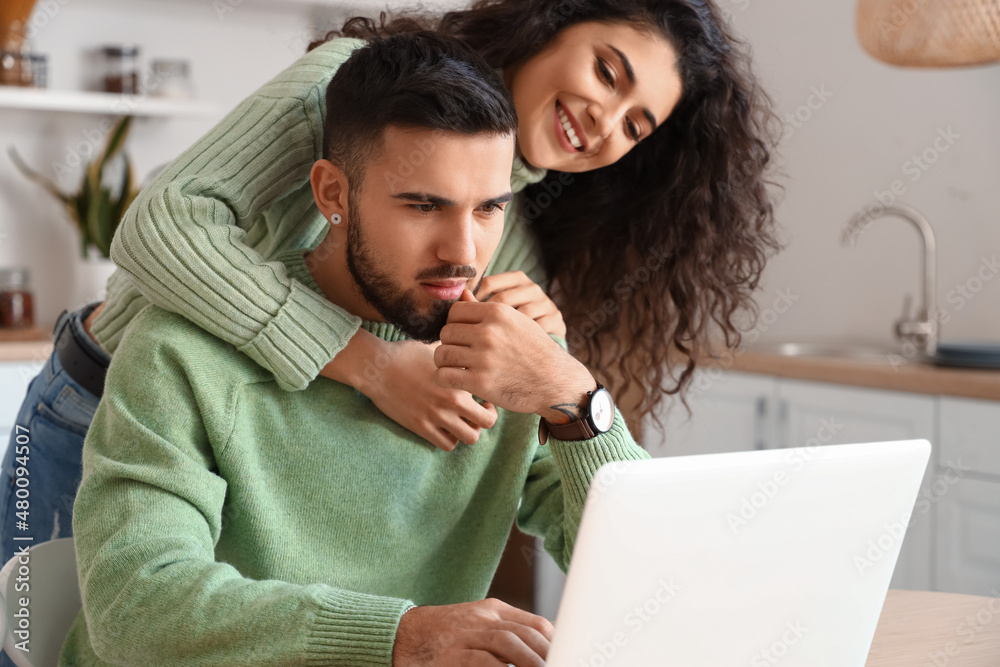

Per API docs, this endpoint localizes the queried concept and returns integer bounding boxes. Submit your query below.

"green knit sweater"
[91,36,549,391]
[59,252,650,666]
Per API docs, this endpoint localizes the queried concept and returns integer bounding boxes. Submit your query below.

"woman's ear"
[310,159,348,228]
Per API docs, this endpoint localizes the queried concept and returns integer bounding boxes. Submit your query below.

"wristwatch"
[537,384,615,445]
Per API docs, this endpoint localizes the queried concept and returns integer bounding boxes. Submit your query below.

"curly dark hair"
[310,0,785,432]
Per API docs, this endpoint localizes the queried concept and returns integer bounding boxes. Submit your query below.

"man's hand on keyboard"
[392,597,554,666]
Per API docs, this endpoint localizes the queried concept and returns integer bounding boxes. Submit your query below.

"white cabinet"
[644,372,776,456]
[772,380,936,591]
[938,397,1000,476]
[935,397,1000,596]
[935,474,1000,595]
[772,379,935,449]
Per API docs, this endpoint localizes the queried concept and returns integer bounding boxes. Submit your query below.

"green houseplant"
[8,115,139,259]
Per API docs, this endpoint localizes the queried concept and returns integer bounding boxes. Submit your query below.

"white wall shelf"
[186,0,468,11]
[0,87,220,118]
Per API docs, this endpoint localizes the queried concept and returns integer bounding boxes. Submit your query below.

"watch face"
[590,388,614,432]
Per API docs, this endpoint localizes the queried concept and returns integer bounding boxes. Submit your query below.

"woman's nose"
[588,97,630,142]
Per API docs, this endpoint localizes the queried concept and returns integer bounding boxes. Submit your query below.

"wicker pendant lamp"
[856,0,1000,67]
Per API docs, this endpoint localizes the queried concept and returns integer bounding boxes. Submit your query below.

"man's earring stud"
[330,214,342,225]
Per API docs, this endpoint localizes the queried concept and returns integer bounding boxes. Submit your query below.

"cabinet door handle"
[754,396,767,450]
[775,398,789,449]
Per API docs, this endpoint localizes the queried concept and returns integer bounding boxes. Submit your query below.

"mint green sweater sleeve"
[98,38,369,391]
[65,312,413,666]
[516,408,650,573]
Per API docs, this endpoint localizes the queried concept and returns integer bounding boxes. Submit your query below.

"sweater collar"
[510,154,547,193]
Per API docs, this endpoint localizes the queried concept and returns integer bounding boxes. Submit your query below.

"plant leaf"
[7,147,72,205]
[109,153,135,241]
[98,116,132,173]
[74,191,90,242]
[87,187,114,258]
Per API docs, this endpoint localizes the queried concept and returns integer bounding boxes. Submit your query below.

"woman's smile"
[555,100,586,153]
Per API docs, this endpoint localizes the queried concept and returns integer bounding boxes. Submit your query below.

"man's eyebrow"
[391,191,515,207]
[608,44,659,130]
[392,192,454,206]
[483,191,515,206]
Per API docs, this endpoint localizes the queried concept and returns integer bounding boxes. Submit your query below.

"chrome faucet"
[842,203,938,358]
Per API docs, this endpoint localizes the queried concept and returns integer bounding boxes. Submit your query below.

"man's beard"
[345,196,481,342]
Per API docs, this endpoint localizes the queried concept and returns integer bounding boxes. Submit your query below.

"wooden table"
[866,590,1000,665]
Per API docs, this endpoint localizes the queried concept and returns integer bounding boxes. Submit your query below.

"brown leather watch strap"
[537,415,596,445]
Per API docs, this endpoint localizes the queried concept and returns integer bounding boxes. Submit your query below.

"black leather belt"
[54,309,109,398]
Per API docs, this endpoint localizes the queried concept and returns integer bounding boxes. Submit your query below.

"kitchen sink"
[742,341,903,362]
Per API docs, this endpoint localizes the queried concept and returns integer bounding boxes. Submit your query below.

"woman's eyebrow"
[608,44,637,85]
[607,44,659,129]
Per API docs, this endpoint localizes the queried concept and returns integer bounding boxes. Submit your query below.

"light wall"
[726,0,1000,347]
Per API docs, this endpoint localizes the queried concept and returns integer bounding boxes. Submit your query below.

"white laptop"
[545,439,931,667]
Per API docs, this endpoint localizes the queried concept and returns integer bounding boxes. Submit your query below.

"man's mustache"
[414,265,477,281]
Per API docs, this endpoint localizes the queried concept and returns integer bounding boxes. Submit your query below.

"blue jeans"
[0,305,105,666]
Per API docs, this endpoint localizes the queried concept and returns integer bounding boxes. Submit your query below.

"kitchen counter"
[698,348,1000,402]
[0,327,52,363]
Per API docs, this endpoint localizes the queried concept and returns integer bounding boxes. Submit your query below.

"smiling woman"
[316,0,785,429]
[501,21,685,174]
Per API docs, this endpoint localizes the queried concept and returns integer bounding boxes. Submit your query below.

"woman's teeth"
[557,103,583,151]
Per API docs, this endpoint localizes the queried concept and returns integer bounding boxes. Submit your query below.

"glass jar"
[0,268,34,329]
[0,20,33,87]
[101,45,140,94]
[30,53,47,88]
[149,59,193,99]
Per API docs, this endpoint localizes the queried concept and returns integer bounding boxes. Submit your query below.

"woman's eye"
[412,203,438,213]
[597,58,614,86]
[627,120,640,142]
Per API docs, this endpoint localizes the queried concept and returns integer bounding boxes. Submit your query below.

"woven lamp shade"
[856,0,1000,67]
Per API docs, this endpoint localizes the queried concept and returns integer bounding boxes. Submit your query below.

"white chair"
[0,538,81,667]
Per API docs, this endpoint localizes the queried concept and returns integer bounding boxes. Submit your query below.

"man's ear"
[310,159,348,228]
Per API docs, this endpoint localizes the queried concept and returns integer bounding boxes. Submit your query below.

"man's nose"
[436,212,477,268]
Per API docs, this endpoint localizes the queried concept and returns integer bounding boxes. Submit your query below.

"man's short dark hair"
[323,31,519,192]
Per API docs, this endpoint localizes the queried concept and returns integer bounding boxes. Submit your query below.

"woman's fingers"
[507,299,553,322]
[534,313,567,338]
[440,415,484,446]
[477,271,532,300]
[425,425,460,452]
[482,282,544,309]
[440,396,497,445]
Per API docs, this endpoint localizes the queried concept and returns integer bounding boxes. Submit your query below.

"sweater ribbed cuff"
[89,270,142,353]
[306,588,415,666]
[238,278,361,391]
[546,407,649,510]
